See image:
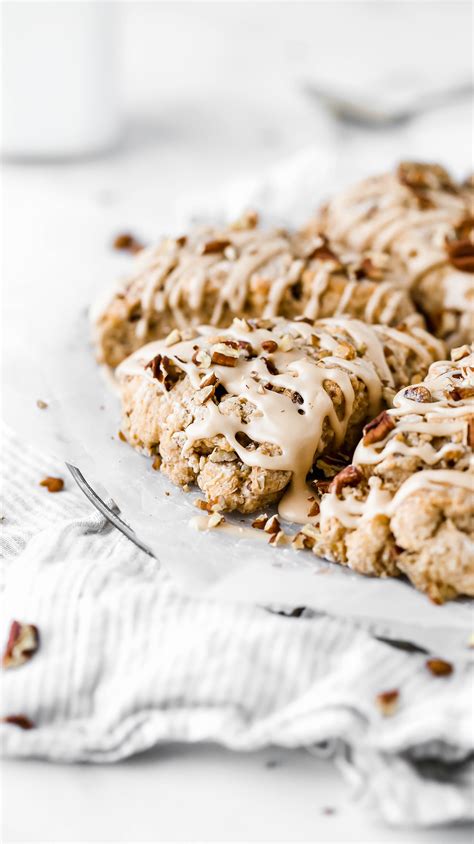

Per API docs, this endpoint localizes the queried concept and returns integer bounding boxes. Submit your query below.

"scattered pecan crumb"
[152,456,161,471]
[208,512,224,528]
[268,530,286,546]
[36,399,48,409]
[307,501,320,517]
[375,689,399,716]
[426,658,453,677]
[264,515,281,534]
[201,239,231,255]
[252,514,268,530]
[195,498,213,512]
[176,235,187,247]
[403,385,432,403]
[1,715,35,729]
[39,477,64,493]
[2,621,39,670]
[363,411,395,446]
[329,465,362,496]
[113,232,144,253]
[118,430,127,442]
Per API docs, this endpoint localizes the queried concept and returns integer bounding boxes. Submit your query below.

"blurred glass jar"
[2,2,120,159]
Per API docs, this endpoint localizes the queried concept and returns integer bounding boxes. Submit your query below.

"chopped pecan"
[307,235,340,263]
[449,386,474,401]
[176,235,187,247]
[152,456,161,471]
[446,238,474,273]
[201,239,231,255]
[251,514,268,530]
[200,371,219,389]
[208,512,224,528]
[1,715,35,729]
[211,350,239,367]
[363,411,395,446]
[39,477,64,493]
[36,399,48,409]
[268,530,286,546]
[307,500,320,517]
[426,658,453,676]
[2,621,39,669]
[146,354,180,390]
[195,499,213,512]
[118,430,127,442]
[113,232,144,253]
[467,417,474,448]
[329,465,362,496]
[262,356,279,375]
[261,340,278,353]
[311,478,331,495]
[375,689,399,716]
[403,385,432,403]
[264,515,281,534]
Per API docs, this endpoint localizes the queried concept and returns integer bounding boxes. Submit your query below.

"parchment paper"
[3,149,473,659]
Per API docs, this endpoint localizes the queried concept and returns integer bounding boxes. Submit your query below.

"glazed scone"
[93,213,420,368]
[311,346,474,601]
[315,161,474,348]
[116,316,443,520]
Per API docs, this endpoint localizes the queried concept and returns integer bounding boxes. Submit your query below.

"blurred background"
[2,1,473,337]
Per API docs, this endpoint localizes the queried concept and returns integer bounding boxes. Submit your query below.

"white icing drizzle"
[117,317,440,525]
[95,224,418,347]
[319,347,474,530]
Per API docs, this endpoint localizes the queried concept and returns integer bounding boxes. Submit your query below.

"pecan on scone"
[313,161,474,348]
[92,213,420,368]
[116,316,443,519]
[312,345,474,601]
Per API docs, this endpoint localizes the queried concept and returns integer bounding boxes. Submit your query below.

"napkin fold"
[1,426,473,827]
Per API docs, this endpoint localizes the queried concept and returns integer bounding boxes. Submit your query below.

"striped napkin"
[1,425,473,827]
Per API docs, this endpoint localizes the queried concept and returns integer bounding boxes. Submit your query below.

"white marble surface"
[2,3,473,841]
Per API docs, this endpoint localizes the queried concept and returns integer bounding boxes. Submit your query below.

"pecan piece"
[264,515,281,534]
[1,715,35,729]
[211,350,239,367]
[403,385,432,403]
[261,340,278,353]
[113,232,144,253]
[446,238,474,273]
[39,476,64,493]
[2,621,39,669]
[375,689,399,716]
[449,386,474,401]
[145,355,180,390]
[251,514,268,530]
[329,465,362,496]
[426,658,453,677]
[467,417,474,448]
[201,239,231,255]
[363,411,395,446]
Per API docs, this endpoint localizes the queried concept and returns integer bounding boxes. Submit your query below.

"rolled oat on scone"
[313,161,474,348]
[93,212,421,368]
[116,316,443,520]
[312,345,474,602]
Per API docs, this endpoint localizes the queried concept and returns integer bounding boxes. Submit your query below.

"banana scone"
[93,213,420,368]
[315,161,474,348]
[310,345,474,602]
[116,316,443,520]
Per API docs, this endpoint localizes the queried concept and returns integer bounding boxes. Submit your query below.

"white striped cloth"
[1,425,473,827]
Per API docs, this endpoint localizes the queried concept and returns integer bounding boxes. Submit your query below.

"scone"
[93,213,420,368]
[315,161,474,348]
[116,316,443,520]
[311,345,474,602]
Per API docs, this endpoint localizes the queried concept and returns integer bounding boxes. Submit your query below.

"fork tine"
[66,463,155,557]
